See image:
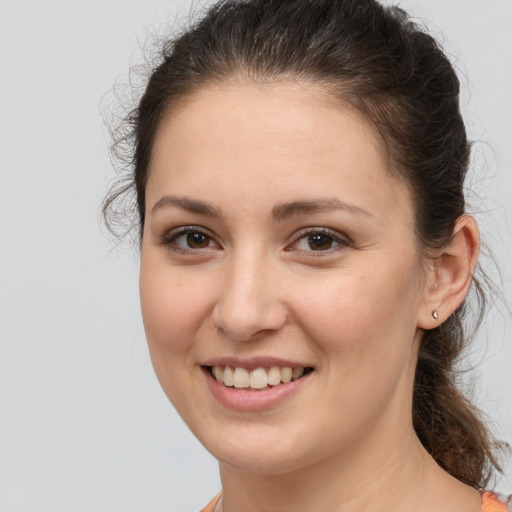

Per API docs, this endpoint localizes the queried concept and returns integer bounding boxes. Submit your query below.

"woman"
[104,0,510,510]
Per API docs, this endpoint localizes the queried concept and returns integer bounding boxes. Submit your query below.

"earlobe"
[418,214,480,329]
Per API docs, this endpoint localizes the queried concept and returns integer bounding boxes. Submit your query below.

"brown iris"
[308,233,334,250]
[186,232,210,248]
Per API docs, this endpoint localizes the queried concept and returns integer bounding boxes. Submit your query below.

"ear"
[418,214,480,330]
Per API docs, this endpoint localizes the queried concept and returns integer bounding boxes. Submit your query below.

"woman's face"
[140,82,431,475]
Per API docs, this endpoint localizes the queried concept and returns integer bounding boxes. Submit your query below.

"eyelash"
[160,226,351,255]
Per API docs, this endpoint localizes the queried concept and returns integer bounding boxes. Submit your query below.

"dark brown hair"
[104,0,503,487]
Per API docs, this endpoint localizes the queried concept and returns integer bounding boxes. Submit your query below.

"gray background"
[0,0,510,510]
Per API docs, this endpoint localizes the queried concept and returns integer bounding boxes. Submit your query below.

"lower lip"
[203,367,312,412]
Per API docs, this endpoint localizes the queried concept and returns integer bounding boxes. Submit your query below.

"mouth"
[204,365,314,391]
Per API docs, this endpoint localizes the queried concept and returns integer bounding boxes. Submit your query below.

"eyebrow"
[150,195,372,221]
[271,198,372,221]
[151,195,221,217]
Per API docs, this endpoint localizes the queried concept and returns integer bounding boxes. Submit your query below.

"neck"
[218,421,435,512]
[217,425,482,512]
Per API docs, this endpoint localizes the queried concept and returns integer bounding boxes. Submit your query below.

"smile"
[208,365,313,391]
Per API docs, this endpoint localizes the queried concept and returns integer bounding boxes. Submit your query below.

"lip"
[202,364,313,412]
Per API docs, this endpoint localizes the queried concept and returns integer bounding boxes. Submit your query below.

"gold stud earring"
[432,310,439,320]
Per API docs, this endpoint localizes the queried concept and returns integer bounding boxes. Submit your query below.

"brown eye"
[186,232,210,248]
[307,233,334,251]
[288,228,350,254]
[163,228,219,252]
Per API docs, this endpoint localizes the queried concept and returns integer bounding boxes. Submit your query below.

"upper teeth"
[212,365,305,390]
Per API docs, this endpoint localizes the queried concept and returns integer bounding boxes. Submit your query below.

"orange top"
[200,490,511,511]
[481,490,511,512]
[200,492,221,512]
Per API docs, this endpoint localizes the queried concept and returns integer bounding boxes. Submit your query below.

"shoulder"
[480,490,512,512]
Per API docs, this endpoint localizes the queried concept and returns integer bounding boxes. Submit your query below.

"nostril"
[212,298,288,342]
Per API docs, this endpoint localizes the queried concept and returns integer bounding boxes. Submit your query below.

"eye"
[288,228,350,253]
[162,227,219,252]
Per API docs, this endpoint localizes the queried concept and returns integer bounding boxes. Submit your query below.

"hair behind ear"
[414,309,503,487]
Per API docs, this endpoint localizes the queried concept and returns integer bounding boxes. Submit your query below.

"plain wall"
[0,1,510,510]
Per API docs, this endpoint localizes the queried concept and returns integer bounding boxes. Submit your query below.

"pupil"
[187,232,208,248]
[308,234,332,250]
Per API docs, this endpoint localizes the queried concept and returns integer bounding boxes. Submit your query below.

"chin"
[217,448,309,476]
[198,424,328,476]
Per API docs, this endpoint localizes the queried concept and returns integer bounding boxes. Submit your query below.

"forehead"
[151,80,385,165]
[147,81,414,225]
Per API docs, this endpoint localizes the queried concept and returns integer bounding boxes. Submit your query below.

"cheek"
[291,260,423,364]
[138,258,219,420]
[139,258,212,361]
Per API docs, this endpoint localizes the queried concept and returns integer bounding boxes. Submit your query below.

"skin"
[139,81,481,512]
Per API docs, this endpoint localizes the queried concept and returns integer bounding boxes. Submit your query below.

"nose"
[211,251,288,342]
